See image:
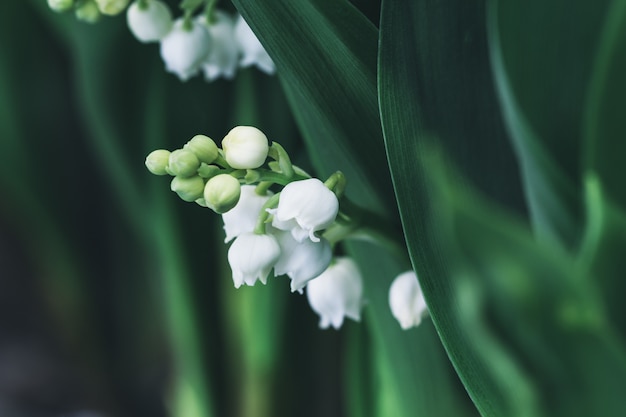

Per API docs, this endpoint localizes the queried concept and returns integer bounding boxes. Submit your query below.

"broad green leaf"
[233,1,476,416]
[378,0,526,414]
[427,153,626,417]
[232,0,394,215]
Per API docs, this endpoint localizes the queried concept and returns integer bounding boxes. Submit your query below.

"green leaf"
[428,152,626,417]
[232,0,394,215]
[233,1,477,416]
[378,0,526,414]
[487,0,613,247]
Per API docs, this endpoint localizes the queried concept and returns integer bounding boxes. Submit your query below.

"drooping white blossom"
[222,185,273,243]
[274,231,332,293]
[233,14,276,75]
[160,18,211,81]
[227,232,280,288]
[270,178,338,243]
[197,11,239,81]
[388,270,428,330]
[126,0,172,43]
[221,126,269,169]
[306,257,364,329]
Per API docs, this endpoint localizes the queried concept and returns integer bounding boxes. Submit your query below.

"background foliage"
[1,0,626,416]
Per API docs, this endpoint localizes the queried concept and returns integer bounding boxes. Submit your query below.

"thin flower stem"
[253,193,280,234]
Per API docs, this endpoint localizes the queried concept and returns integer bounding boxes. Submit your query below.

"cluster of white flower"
[127,1,275,81]
[145,126,428,330]
[47,0,275,81]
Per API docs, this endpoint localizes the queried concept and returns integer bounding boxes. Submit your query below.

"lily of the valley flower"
[388,270,428,330]
[274,231,332,293]
[306,257,364,329]
[160,18,211,81]
[126,0,172,43]
[270,178,339,243]
[228,232,280,288]
[233,15,276,75]
[222,185,273,243]
[197,11,239,81]
[221,126,269,169]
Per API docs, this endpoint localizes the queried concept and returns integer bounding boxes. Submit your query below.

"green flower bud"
[95,0,129,15]
[222,126,269,169]
[204,174,241,214]
[170,175,205,202]
[48,0,74,12]
[145,149,171,175]
[168,149,200,177]
[75,0,101,23]
[195,198,207,207]
[184,134,219,164]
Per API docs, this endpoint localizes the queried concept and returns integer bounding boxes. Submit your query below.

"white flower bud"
[145,149,171,175]
[204,174,241,214]
[221,126,269,169]
[170,175,205,202]
[234,14,275,75]
[388,271,428,330]
[306,257,364,329]
[196,11,239,81]
[270,178,338,243]
[168,149,200,177]
[222,185,272,243]
[126,0,172,43]
[274,231,332,293]
[160,18,211,81]
[95,0,129,15]
[228,232,281,288]
[75,0,101,23]
[48,0,74,12]
[184,134,219,164]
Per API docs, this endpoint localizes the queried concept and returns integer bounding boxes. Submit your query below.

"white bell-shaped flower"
[270,178,338,243]
[273,231,332,293]
[222,185,273,243]
[160,18,211,81]
[227,232,280,288]
[306,257,364,329]
[233,14,276,75]
[221,126,269,169]
[388,271,428,330]
[126,0,172,43]
[197,11,239,81]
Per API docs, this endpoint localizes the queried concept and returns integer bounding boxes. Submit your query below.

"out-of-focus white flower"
[306,257,364,329]
[389,270,428,330]
[126,0,172,43]
[221,126,269,169]
[233,14,275,75]
[160,18,211,81]
[270,178,338,243]
[75,0,101,23]
[274,231,332,293]
[228,232,281,288]
[48,0,74,12]
[197,11,239,81]
[222,185,272,243]
[95,0,129,15]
